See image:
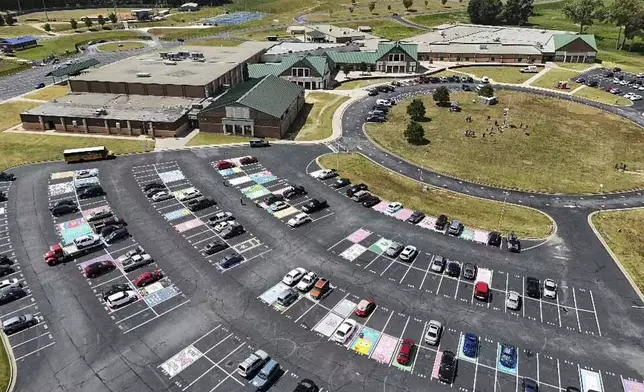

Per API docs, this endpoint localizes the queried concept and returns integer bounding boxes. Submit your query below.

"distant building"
[178,2,200,11]
[131,9,153,21]
[0,36,38,51]
[326,41,420,73]
[248,55,332,90]
[261,41,361,62]
[300,24,380,44]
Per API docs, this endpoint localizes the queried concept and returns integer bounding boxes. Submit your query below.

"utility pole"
[41,0,49,21]
[16,0,22,13]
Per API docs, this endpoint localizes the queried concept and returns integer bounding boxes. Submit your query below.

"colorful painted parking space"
[0,180,56,362]
[257,273,641,392]
[132,161,270,273]
[157,323,331,392]
[213,157,334,227]
[47,169,190,334]
[327,228,604,336]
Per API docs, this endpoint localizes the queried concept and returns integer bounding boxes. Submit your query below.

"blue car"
[35,82,45,89]
[499,344,517,368]
[463,333,478,358]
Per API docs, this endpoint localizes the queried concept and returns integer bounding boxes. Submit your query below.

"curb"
[316,151,555,240]
[587,209,644,304]
[1,332,17,392]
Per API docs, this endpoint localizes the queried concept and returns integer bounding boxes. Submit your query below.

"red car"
[474,281,489,301]
[240,156,258,165]
[604,87,612,92]
[134,270,163,287]
[215,160,235,170]
[354,299,376,317]
[397,338,415,365]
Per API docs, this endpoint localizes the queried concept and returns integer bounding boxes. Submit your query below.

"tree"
[478,84,495,97]
[70,18,78,30]
[108,12,118,24]
[503,0,534,25]
[349,6,354,13]
[403,0,414,10]
[441,0,447,5]
[563,0,604,33]
[0,14,5,26]
[84,17,93,28]
[404,121,425,144]
[369,2,376,12]
[433,86,451,106]
[44,23,51,32]
[97,14,105,27]
[388,4,392,10]
[424,0,429,7]
[468,0,503,24]
[5,13,15,26]
[407,98,426,121]
[607,0,644,49]
[360,62,369,74]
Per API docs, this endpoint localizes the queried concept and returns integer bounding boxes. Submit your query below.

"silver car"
[424,320,442,345]
[506,291,521,310]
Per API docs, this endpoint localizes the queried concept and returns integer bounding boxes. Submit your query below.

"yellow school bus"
[63,146,115,163]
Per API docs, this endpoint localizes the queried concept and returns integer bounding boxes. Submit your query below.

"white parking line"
[410,321,427,374]
[0,302,35,319]
[114,304,152,324]
[12,332,51,349]
[15,341,56,361]
[398,254,418,284]
[369,310,393,360]
[589,291,602,336]
[186,228,212,240]
[123,299,190,334]
[572,288,582,332]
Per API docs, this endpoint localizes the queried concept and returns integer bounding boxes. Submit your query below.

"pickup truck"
[44,239,102,266]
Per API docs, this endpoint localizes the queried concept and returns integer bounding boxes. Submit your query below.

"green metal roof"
[45,58,100,78]
[374,42,418,61]
[553,34,597,51]
[325,41,419,64]
[204,75,303,119]
[247,63,284,78]
[247,55,328,78]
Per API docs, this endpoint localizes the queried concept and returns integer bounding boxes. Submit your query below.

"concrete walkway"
[523,68,550,86]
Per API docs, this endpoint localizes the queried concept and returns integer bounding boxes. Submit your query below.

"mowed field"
[366,91,644,193]
[16,31,146,60]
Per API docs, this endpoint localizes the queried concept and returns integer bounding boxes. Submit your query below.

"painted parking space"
[47,169,189,334]
[132,162,271,273]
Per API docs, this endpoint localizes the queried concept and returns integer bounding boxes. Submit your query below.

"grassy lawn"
[129,7,225,27]
[294,93,348,141]
[366,90,644,194]
[319,153,553,238]
[335,19,422,41]
[592,209,644,294]
[16,31,146,60]
[408,11,470,27]
[149,26,228,41]
[573,86,632,106]
[0,133,151,170]
[189,38,242,46]
[554,62,594,71]
[0,60,28,76]
[336,78,397,90]
[187,132,252,146]
[0,24,45,37]
[0,101,42,132]
[458,66,538,84]
[530,68,581,90]
[18,8,132,22]
[23,85,70,101]
[304,0,466,21]
[98,41,146,52]
[0,339,9,392]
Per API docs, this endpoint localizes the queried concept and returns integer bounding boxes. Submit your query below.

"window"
[517,58,522,62]
[490,57,495,61]
[224,124,233,134]
[464,57,470,61]
[291,67,310,77]
[388,53,404,61]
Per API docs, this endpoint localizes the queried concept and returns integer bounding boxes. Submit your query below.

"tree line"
[467,0,534,25]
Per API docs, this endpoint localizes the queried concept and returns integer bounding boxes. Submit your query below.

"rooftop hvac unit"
[137,72,151,77]
[163,60,177,65]
[493,37,501,42]
[94,108,107,116]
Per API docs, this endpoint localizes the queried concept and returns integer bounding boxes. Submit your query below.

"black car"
[587,80,598,87]
[446,261,461,277]
[0,172,15,181]
[93,216,126,229]
[100,224,126,237]
[221,224,244,239]
[0,254,13,266]
[101,284,132,301]
[0,192,6,202]
[438,351,457,383]
[603,71,614,78]
[332,178,351,189]
[522,378,539,392]
[462,263,477,280]
[367,89,378,96]
[219,253,244,269]
[51,203,78,217]
[79,185,104,199]
[487,232,502,247]
[0,265,14,277]
[284,185,306,199]
[105,227,129,243]
[435,214,449,230]
[143,181,165,192]
[188,197,217,212]
[461,84,471,91]
[407,211,425,224]
[366,115,386,123]
[526,277,540,298]
[362,195,380,207]
[0,287,25,305]
[428,77,440,83]
[373,104,390,112]
[376,85,394,92]
[301,199,328,213]
[463,76,474,83]
[507,232,521,253]
[146,187,167,198]
[50,198,76,209]
[203,241,229,255]
[294,379,319,392]
[249,139,270,148]
[263,194,284,205]
[346,183,368,197]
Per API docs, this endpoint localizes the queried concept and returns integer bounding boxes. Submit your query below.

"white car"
[296,271,318,292]
[270,201,288,212]
[75,169,97,179]
[318,169,337,180]
[106,290,138,309]
[624,93,634,99]
[638,72,644,78]
[632,94,642,101]
[333,319,357,344]
[620,79,629,85]
[542,278,557,299]
[178,188,201,201]
[386,202,402,214]
[287,213,311,227]
[481,76,490,83]
[430,256,446,273]
[376,99,392,107]
[74,234,100,249]
[399,245,417,261]
[213,220,235,232]
[424,320,442,345]
[639,85,644,91]
[282,267,307,286]
[152,191,174,202]
[506,291,521,310]
[0,278,21,290]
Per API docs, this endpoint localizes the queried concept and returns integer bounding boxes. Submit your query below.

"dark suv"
[79,185,104,199]
[346,183,368,197]
[435,214,448,230]
[487,232,502,247]
[283,185,306,199]
[51,203,78,217]
[221,224,244,239]
[526,277,540,298]
[188,197,216,212]
[301,199,328,213]
[507,232,521,253]
[219,253,244,269]
[0,172,15,181]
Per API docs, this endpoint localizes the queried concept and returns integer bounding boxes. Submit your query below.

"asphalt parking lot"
[578,68,644,110]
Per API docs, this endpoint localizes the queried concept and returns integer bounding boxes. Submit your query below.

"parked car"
[435,214,449,230]
[283,267,307,286]
[2,314,37,335]
[276,288,298,307]
[239,156,258,165]
[237,349,270,379]
[0,279,21,291]
[221,224,244,239]
[78,185,104,199]
[269,201,289,212]
[106,290,138,309]
[346,183,368,197]
[134,270,163,287]
[213,220,236,233]
[424,320,442,345]
[361,194,380,207]
[263,194,284,205]
[526,277,540,298]
[215,160,235,170]
[332,178,351,188]
[87,209,113,222]
[385,242,403,258]
[354,298,376,317]
[507,232,521,253]
[287,213,312,227]
[499,344,518,369]
[0,172,16,181]
[506,291,521,310]
[35,82,45,89]
[316,169,337,180]
[249,139,270,148]
[208,211,234,225]
[333,319,357,343]
[0,255,12,266]
[487,232,502,247]
[310,278,331,300]
[188,197,216,212]
[294,379,319,392]
[143,181,165,192]
[84,260,115,278]
[152,191,174,202]
[74,234,100,249]
[0,287,24,305]
[104,227,129,243]
[51,203,78,217]
[203,241,229,255]
[430,256,445,273]
[406,211,425,224]
[283,185,306,199]
[396,338,415,365]
[446,261,461,277]
[438,351,457,383]
[296,271,318,292]
[462,333,478,358]
[386,202,402,214]
[522,378,539,392]
[251,359,281,391]
[121,253,153,272]
[542,278,557,299]
[399,245,417,261]
[219,253,244,269]
[301,199,328,213]
[462,263,477,280]
[448,220,464,236]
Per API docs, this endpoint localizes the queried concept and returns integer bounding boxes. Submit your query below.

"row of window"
[291,67,311,77]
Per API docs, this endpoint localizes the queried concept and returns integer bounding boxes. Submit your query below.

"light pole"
[498,191,509,231]
[41,0,49,21]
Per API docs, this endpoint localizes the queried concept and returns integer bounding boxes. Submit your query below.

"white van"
[520,65,538,73]
[237,349,269,378]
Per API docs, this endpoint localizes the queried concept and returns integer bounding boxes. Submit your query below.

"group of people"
[462,113,531,138]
